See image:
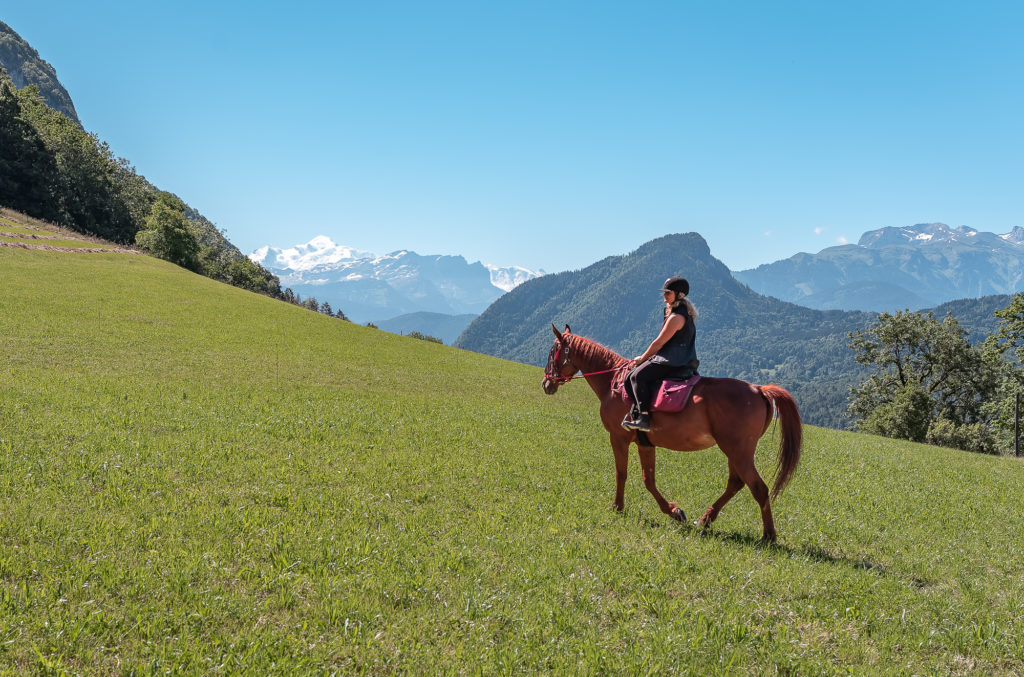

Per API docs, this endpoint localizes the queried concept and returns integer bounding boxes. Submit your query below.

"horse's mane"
[568,334,628,369]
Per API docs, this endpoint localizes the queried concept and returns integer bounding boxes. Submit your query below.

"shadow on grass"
[635,514,932,587]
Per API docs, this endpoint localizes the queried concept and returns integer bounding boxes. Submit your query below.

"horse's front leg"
[609,433,629,512]
[637,445,686,522]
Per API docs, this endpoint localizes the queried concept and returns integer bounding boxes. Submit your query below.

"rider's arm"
[632,314,685,363]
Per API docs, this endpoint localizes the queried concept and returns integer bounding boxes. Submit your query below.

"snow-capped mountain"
[733,222,1024,312]
[485,265,542,293]
[250,237,544,324]
[249,236,374,273]
[858,222,1020,248]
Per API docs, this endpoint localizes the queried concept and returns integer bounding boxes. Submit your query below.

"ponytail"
[683,296,698,324]
[666,293,698,324]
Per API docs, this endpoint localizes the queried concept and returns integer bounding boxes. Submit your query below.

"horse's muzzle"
[541,378,559,395]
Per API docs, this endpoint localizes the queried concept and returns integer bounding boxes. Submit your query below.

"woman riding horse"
[542,321,802,542]
[623,276,700,432]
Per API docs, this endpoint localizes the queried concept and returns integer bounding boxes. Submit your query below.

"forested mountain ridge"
[0,21,79,125]
[455,233,1009,429]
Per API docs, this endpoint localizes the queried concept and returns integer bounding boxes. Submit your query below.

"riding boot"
[634,412,651,432]
[621,405,641,430]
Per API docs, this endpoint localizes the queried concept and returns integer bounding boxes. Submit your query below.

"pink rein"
[544,340,629,384]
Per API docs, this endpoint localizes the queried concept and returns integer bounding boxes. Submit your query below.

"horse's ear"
[552,323,563,341]
[564,324,571,335]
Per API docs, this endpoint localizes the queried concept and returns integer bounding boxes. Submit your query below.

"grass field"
[2,222,1024,673]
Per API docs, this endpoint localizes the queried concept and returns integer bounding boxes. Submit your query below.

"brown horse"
[541,325,802,542]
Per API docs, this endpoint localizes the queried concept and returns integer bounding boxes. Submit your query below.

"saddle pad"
[651,374,702,413]
[614,372,702,413]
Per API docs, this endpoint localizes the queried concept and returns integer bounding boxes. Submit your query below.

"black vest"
[656,305,698,369]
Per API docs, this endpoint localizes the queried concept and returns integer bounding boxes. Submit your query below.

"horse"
[541,324,802,542]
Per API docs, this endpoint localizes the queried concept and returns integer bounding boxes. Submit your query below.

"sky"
[4,1,1024,273]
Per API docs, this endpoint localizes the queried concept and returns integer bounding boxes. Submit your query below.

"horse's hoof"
[692,503,716,524]
[668,503,687,522]
[608,503,624,513]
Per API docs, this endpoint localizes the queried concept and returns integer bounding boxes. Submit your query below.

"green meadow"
[2,227,1024,673]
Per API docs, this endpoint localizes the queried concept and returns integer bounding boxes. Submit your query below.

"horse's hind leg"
[637,445,686,522]
[734,457,776,542]
[696,462,744,528]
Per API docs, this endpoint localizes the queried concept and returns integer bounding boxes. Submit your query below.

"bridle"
[544,339,575,384]
[544,337,628,385]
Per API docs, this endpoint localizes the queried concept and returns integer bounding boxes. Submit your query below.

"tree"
[986,293,1024,365]
[848,310,1000,449]
[408,331,443,344]
[857,381,932,442]
[220,255,281,296]
[135,194,200,270]
[980,293,1024,451]
[15,84,141,242]
[0,75,61,221]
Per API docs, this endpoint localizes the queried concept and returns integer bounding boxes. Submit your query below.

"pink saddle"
[614,372,702,413]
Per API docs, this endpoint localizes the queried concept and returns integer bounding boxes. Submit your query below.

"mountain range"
[455,233,1010,429]
[734,222,1024,312]
[249,236,543,325]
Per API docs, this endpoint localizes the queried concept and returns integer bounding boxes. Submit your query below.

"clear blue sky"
[5,1,1023,272]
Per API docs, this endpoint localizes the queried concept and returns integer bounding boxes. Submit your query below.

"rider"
[622,276,699,432]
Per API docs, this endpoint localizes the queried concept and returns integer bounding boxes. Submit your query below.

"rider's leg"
[626,359,676,431]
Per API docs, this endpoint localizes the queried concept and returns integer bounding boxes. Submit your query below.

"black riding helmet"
[660,276,689,295]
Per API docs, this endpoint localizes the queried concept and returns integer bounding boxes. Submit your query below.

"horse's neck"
[569,336,626,399]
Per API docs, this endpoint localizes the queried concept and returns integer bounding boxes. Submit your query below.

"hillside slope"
[2,244,1024,672]
[0,26,281,298]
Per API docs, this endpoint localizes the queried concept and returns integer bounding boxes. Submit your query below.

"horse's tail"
[760,384,803,500]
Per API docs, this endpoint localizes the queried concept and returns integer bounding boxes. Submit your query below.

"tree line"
[0,68,345,316]
[848,295,1024,454]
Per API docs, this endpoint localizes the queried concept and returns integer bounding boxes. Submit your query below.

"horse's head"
[542,324,576,394]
